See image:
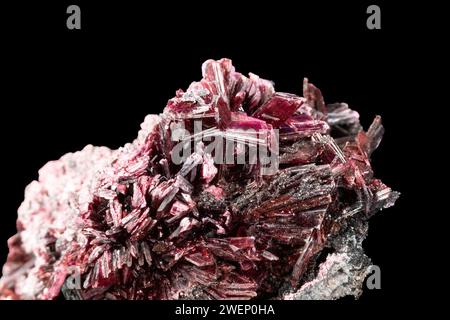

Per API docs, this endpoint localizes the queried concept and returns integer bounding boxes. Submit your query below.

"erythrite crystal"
[0,59,398,300]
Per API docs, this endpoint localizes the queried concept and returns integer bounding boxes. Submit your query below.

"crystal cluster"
[0,59,398,300]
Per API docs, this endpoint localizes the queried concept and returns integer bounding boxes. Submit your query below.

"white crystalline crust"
[0,115,161,299]
[284,235,372,300]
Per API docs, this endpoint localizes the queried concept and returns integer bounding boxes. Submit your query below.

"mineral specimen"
[0,58,399,300]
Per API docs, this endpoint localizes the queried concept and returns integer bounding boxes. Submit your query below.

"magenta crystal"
[0,59,398,300]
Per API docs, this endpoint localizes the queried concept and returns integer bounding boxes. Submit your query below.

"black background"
[0,0,429,315]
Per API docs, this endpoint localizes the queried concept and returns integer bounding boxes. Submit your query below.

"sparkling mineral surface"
[0,59,398,300]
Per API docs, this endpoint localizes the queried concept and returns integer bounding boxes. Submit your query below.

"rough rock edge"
[284,219,372,300]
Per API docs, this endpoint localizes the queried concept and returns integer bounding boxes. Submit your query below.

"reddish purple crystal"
[0,59,398,300]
